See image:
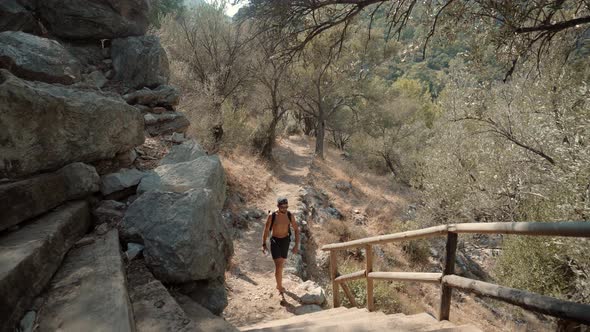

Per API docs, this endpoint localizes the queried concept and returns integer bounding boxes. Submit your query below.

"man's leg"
[274,258,285,292]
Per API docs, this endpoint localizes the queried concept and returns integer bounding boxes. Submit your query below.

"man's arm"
[290,213,300,254]
[262,214,272,251]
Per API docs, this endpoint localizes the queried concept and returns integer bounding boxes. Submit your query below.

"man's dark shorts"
[270,236,290,259]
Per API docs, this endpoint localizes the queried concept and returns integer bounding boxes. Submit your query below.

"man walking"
[262,197,300,295]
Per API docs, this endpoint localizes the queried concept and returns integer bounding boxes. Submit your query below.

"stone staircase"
[0,205,236,332]
[239,307,482,332]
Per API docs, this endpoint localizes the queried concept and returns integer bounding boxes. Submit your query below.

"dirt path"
[223,136,315,327]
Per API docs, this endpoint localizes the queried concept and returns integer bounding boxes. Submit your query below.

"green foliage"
[339,260,404,313]
[148,0,185,28]
[495,236,574,299]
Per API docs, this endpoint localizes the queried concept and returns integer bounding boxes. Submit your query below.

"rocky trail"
[224,136,318,327]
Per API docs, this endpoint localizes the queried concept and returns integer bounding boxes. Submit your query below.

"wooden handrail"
[324,221,590,325]
[367,272,442,283]
[335,270,366,283]
[443,275,590,325]
[321,222,590,251]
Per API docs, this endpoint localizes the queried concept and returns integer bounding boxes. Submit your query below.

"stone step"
[173,293,240,332]
[239,307,362,331]
[383,312,451,331]
[274,311,393,332]
[241,309,387,332]
[426,325,483,332]
[0,201,90,332]
[35,229,135,332]
[127,259,200,332]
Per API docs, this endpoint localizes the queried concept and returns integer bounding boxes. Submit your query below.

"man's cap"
[277,197,288,205]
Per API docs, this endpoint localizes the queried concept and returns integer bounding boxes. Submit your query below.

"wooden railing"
[321,222,590,325]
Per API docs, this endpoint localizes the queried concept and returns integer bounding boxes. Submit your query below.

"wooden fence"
[321,222,590,325]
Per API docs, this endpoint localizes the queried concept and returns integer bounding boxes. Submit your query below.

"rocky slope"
[0,1,231,331]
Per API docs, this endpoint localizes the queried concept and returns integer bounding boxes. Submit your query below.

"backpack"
[270,211,292,237]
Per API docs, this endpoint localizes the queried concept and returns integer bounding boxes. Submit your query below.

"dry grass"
[220,146,274,208]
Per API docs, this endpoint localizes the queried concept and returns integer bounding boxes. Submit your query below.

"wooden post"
[438,232,458,321]
[366,245,374,311]
[330,250,340,308]
[341,283,358,308]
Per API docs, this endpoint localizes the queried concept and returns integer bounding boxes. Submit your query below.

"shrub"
[495,236,576,300]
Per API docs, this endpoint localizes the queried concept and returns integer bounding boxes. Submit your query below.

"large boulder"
[0,162,99,232]
[177,279,228,316]
[160,140,207,166]
[137,156,225,210]
[38,0,150,40]
[0,31,82,84]
[0,0,38,33]
[122,189,233,283]
[0,70,144,178]
[112,36,169,89]
[124,85,180,107]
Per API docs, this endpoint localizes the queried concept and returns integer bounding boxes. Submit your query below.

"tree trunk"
[315,112,325,159]
[261,117,278,161]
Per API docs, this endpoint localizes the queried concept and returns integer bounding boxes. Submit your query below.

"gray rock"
[0,162,99,232]
[18,310,35,332]
[0,31,81,84]
[146,115,190,137]
[0,1,37,33]
[315,250,330,269]
[166,132,186,144]
[116,149,138,168]
[0,70,144,178]
[112,36,169,89]
[95,223,109,235]
[38,0,149,40]
[178,279,228,316]
[100,168,146,195]
[124,85,180,107]
[138,156,225,210]
[62,43,105,68]
[122,189,233,283]
[36,229,134,332]
[295,280,326,305]
[92,200,126,225]
[105,70,114,79]
[144,113,158,125]
[325,207,343,220]
[85,70,108,88]
[293,305,322,315]
[127,260,200,331]
[125,243,144,261]
[159,140,207,166]
[0,201,90,332]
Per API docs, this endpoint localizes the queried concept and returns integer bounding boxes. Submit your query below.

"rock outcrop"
[0,162,99,232]
[0,70,144,178]
[0,1,38,33]
[124,85,180,107]
[38,0,150,40]
[0,31,82,84]
[112,36,170,89]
